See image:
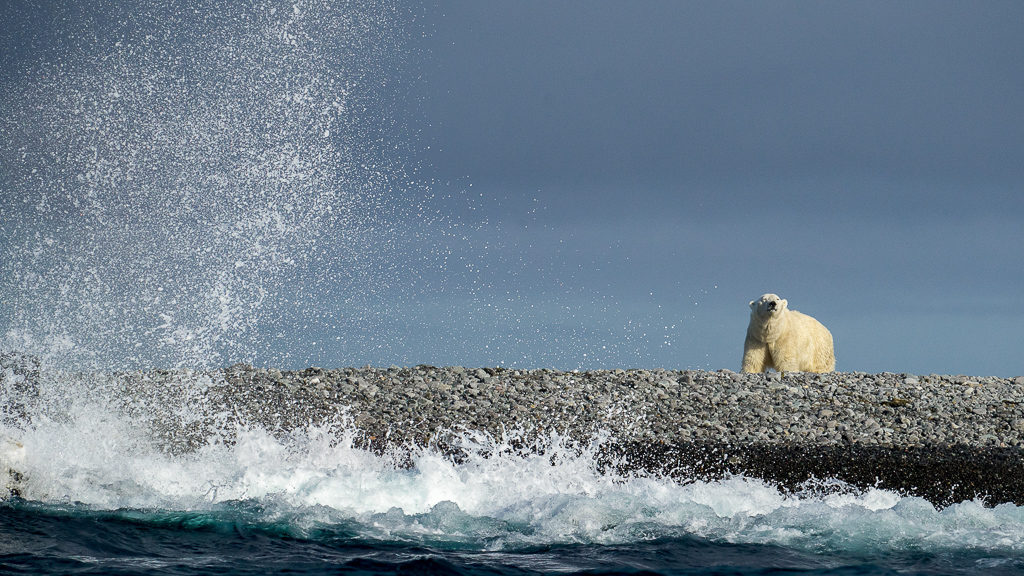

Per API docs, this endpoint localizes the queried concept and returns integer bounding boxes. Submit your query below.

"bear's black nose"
[767,302,777,311]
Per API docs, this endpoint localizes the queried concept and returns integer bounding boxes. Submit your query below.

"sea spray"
[0,0,687,377]
[0,0,410,370]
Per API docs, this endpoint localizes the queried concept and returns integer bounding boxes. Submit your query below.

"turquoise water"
[7,501,1019,575]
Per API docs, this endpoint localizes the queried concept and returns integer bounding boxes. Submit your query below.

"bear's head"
[749,293,788,319]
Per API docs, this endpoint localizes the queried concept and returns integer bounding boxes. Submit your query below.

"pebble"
[7,360,1023,454]
[146,366,1024,451]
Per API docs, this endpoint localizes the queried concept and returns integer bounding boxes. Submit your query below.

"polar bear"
[742,293,835,373]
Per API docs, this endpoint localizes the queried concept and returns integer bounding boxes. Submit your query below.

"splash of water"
[4,370,1024,558]
[0,0,408,370]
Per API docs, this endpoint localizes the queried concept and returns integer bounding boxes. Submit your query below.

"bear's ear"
[749,300,756,310]
[780,299,788,310]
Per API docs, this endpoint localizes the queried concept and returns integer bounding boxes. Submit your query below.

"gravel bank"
[207,365,1024,449]
[203,365,1024,506]
[6,359,1024,506]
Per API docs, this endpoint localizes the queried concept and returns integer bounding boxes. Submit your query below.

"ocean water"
[3,371,1024,576]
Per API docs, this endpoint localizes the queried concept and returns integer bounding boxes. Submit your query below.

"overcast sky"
[2,1,1022,376]
[402,1,1024,376]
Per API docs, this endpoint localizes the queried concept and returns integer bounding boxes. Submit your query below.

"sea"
[3,1,1024,573]
[3,381,1024,576]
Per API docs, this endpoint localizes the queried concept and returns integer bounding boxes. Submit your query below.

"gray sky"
[2,1,1022,376]
[402,1,1024,376]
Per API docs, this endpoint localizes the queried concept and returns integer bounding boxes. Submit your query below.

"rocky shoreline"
[203,365,1024,506]
[5,359,1024,506]
[205,365,1024,447]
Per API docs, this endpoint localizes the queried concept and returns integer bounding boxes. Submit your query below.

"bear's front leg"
[741,341,770,373]
[772,354,802,373]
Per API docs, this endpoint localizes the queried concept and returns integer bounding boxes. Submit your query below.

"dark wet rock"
[606,442,1024,509]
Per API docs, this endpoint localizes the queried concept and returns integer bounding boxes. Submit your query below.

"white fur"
[742,293,835,373]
